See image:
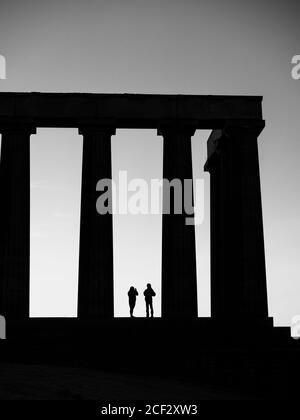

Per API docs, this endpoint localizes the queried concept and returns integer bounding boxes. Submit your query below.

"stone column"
[0,125,35,319]
[77,125,115,319]
[158,122,198,318]
[204,121,270,324]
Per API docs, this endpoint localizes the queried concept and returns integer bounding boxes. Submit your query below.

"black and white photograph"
[0,0,299,404]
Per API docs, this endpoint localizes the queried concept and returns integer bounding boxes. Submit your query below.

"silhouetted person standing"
[128,287,138,317]
[144,283,156,318]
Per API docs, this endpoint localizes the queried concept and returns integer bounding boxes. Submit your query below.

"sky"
[0,0,299,324]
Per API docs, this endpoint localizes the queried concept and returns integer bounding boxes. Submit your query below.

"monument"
[0,92,270,324]
[1,93,297,399]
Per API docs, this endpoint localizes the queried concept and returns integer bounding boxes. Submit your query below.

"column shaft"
[77,126,115,319]
[0,126,35,319]
[205,121,269,321]
[158,123,198,318]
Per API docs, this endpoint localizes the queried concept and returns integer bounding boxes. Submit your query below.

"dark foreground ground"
[0,318,298,400]
[0,363,257,400]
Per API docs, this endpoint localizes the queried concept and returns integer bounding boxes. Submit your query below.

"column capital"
[222,119,265,140]
[157,120,197,138]
[78,124,116,137]
[204,120,265,173]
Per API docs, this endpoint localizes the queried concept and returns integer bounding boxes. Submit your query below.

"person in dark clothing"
[143,283,156,318]
[128,286,138,317]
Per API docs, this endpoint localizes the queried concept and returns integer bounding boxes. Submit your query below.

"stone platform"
[1,318,298,399]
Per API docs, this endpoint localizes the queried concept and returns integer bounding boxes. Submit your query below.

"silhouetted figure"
[144,283,156,318]
[128,287,138,317]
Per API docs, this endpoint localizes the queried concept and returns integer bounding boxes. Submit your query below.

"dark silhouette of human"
[128,286,138,317]
[143,283,156,318]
